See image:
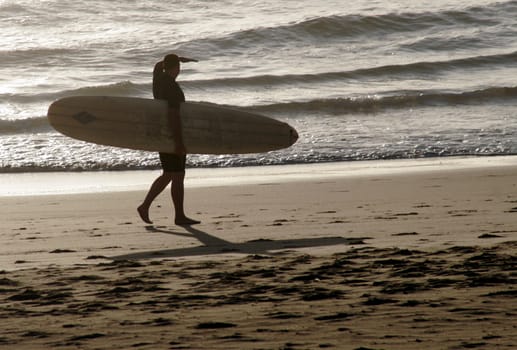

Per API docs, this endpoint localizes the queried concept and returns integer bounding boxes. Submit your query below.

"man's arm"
[169,107,186,155]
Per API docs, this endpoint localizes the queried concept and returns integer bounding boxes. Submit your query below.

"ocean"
[2,0,517,172]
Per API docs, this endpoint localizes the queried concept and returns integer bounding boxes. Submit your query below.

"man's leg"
[171,171,200,225]
[137,172,173,224]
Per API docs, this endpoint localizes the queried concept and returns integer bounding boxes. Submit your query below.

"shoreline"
[2,155,517,197]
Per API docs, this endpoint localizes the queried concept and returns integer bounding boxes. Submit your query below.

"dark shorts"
[159,152,186,172]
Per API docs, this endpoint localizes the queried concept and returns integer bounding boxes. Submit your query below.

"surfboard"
[47,96,298,154]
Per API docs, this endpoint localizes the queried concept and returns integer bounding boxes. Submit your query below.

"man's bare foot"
[137,205,153,224]
[175,216,201,226]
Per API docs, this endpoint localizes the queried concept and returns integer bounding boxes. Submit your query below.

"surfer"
[138,53,200,226]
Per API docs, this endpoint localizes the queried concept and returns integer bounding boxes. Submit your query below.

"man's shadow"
[111,225,369,261]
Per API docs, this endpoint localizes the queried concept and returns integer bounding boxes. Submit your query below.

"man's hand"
[179,57,198,63]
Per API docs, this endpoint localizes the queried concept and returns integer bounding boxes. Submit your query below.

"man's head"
[163,53,180,78]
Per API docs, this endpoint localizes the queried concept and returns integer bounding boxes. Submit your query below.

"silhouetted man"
[138,53,200,226]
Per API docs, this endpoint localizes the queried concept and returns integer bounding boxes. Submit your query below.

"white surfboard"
[47,96,298,154]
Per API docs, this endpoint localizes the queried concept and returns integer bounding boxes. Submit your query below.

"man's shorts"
[159,152,186,172]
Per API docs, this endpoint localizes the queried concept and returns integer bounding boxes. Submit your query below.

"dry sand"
[1,159,516,349]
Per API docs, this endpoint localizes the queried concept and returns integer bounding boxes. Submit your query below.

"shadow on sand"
[111,225,369,261]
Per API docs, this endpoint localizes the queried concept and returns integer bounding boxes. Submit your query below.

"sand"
[1,158,516,349]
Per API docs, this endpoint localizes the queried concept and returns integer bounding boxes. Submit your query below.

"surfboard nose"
[290,126,299,145]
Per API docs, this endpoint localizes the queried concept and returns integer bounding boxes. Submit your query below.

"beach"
[1,159,516,349]
[3,1,517,348]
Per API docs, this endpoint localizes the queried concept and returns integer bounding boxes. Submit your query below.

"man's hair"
[164,54,180,70]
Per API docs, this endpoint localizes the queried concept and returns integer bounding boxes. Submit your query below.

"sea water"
[2,0,517,172]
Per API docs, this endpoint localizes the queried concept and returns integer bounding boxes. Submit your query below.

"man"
[137,53,200,226]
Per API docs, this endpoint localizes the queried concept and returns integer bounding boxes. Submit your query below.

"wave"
[251,86,517,115]
[177,1,517,52]
[0,82,148,135]
[64,81,148,97]
[0,116,51,135]
[0,3,26,17]
[5,49,517,107]
[0,47,79,65]
[184,51,517,89]
[0,81,147,105]
[4,85,517,136]
[350,51,517,78]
